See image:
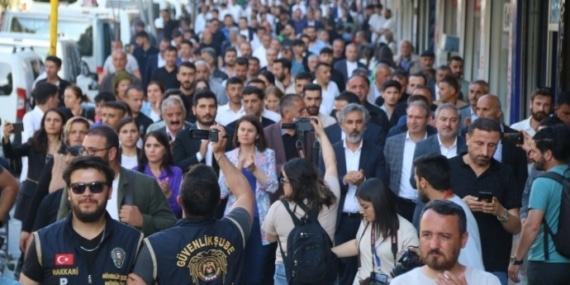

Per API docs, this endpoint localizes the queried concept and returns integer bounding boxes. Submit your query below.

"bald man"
[461,94,528,196]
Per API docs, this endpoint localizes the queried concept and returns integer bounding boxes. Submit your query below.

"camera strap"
[295,131,306,159]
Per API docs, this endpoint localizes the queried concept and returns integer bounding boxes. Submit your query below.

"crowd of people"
[1,0,570,284]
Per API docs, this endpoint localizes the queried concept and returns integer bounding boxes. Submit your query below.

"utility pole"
[49,0,59,55]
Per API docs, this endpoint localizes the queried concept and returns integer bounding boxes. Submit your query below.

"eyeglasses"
[69,182,107,195]
[79,146,112,156]
[279,178,290,184]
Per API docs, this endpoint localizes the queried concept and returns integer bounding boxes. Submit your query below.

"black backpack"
[278,201,337,285]
[538,171,570,259]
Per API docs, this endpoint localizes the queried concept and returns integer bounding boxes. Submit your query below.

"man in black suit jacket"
[318,47,346,92]
[333,43,367,82]
[346,75,391,132]
[321,103,387,285]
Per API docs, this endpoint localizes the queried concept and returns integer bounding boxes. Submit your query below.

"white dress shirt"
[20,106,45,182]
[342,140,363,213]
[437,135,459,158]
[262,109,282,122]
[510,116,536,137]
[194,122,214,166]
[216,104,244,126]
[253,46,268,68]
[106,175,120,220]
[399,132,426,199]
[346,61,358,78]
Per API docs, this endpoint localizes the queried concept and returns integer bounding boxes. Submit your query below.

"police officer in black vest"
[127,125,254,285]
[19,156,144,285]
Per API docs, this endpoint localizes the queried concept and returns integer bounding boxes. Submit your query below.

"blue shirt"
[242,168,259,217]
[528,164,570,262]
[140,164,183,215]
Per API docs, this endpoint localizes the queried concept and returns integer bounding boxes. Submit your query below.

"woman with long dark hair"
[2,108,65,221]
[218,115,278,285]
[332,178,419,284]
[262,117,340,285]
[117,117,141,169]
[63,85,95,121]
[136,130,183,218]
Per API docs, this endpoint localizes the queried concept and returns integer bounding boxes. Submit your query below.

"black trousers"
[528,261,570,285]
[335,213,361,285]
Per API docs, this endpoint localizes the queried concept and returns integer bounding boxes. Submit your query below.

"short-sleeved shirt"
[133,208,251,285]
[391,266,501,285]
[262,174,340,264]
[528,165,570,262]
[448,155,521,272]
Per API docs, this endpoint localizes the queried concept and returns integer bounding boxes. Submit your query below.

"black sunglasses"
[69,182,107,195]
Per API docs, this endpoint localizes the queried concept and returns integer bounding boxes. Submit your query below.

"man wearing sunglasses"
[20,156,144,285]
[57,125,176,236]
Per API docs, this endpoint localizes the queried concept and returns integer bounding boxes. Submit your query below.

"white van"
[0,33,83,84]
[1,8,116,76]
[0,49,43,145]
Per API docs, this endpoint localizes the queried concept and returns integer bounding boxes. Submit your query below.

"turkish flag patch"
[55,254,74,266]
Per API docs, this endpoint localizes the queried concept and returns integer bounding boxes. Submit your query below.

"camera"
[390,247,423,278]
[502,132,523,145]
[281,117,316,133]
[189,129,219,142]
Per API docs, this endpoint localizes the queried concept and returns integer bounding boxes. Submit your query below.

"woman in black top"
[2,108,66,221]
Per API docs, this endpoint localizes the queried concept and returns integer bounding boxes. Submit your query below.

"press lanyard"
[370,227,381,270]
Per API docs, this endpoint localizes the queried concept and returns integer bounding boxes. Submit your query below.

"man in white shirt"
[101,40,141,81]
[510,88,553,137]
[216,77,245,126]
[313,63,340,116]
[391,200,501,285]
[413,154,485,270]
[253,34,272,68]
[368,4,386,44]
[301,83,337,128]
[384,102,430,222]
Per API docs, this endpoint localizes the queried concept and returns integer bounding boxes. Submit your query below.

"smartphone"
[12,123,23,133]
[189,129,219,142]
[502,132,523,145]
[478,191,493,203]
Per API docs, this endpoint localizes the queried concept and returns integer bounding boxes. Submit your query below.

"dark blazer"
[333,59,367,82]
[321,140,386,228]
[387,123,438,139]
[143,54,160,89]
[384,132,407,195]
[460,124,528,194]
[331,69,346,93]
[172,123,224,174]
[58,167,176,236]
[410,134,467,188]
[365,101,390,132]
[325,122,386,147]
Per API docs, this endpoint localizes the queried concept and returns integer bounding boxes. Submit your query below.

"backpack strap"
[536,171,566,260]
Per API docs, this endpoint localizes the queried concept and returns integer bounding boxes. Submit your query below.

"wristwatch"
[510,256,524,265]
[497,208,509,222]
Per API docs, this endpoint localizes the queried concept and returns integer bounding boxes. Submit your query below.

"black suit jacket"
[333,59,367,82]
[172,123,220,175]
[135,113,154,136]
[365,101,390,132]
[320,140,386,228]
[143,54,160,89]
[331,69,346,93]
[325,122,386,147]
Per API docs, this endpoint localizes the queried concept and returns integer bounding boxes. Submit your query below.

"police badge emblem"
[111,247,126,269]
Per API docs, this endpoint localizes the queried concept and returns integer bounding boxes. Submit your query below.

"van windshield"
[0,63,13,96]
[10,17,93,57]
